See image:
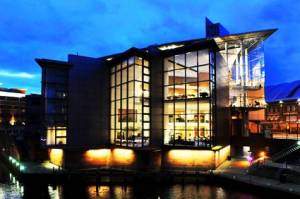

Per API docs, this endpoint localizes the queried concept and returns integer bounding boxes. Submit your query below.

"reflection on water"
[0,162,262,199]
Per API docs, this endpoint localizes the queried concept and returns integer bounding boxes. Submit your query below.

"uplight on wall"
[112,148,135,165]
[49,149,64,167]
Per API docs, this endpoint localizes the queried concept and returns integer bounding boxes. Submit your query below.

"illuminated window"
[46,127,67,145]
[163,49,215,147]
[110,56,150,147]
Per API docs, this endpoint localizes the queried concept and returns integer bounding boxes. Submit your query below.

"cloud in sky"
[0,70,37,79]
[0,0,300,93]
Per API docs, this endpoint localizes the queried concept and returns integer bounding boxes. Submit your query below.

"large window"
[43,68,68,146]
[110,56,150,147]
[163,49,215,147]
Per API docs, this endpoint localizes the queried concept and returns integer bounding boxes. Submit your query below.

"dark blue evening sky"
[1,0,300,94]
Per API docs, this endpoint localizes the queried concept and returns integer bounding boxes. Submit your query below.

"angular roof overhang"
[213,29,277,50]
[35,58,72,69]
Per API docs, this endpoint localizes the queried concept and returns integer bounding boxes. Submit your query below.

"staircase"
[271,144,300,162]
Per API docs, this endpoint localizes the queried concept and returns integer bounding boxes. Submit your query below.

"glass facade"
[163,49,215,147]
[110,56,150,147]
[43,68,68,145]
[224,41,265,108]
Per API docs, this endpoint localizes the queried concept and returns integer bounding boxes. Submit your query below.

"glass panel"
[116,64,121,71]
[174,69,185,84]
[144,107,150,114]
[164,71,174,85]
[197,65,209,81]
[121,84,127,99]
[111,90,115,101]
[143,114,150,122]
[174,54,185,70]
[111,115,115,129]
[135,82,143,97]
[56,138,66,145]
[174,84,185,100]
[116,71,121,85]
[135,65,142,81]
[164,56,174,71]
[116,86,121,100]
[198,81,210,98]
[111,102,115,115]
[111,74,115,86]
[135,57,143,65]
[128,82,134,97]
[122,60,127,68]
[144,67,150,75]
[144,75,150,82]
[198,49,209,65]
[128,57,134,66]
[144,59,149,67]
[128,66,134,81]
[122,69,127,83]
[186,51,197,67]
[165,85,174,100]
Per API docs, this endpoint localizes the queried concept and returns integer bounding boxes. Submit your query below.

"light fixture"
[259,151,265,157]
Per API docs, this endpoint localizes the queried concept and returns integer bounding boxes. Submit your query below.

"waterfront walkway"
[215,158,300,196]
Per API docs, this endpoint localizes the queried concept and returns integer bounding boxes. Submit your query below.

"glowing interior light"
[9,115,16,126]
[49,149,64,167]
[212,145,222,151]
[112,148,135,164]
[297,141,300,146]
[106,57,113,61]
[0,91,26,98]
[158,44,184,51]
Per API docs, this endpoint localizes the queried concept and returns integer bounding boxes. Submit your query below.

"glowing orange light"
[84,149,111,165]
[49,149,63,166]
[167,150,214,166]
[259,151,265,157]
[112,148,135,165]
[9,115,16,126]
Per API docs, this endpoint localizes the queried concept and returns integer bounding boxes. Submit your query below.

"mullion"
[184,53,187,142]
[173,56,175,146]
[197,50,200,147]
[126,59,129,147]
[142,58,144,147]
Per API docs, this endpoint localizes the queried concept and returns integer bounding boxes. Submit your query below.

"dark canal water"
[0,163,266,199]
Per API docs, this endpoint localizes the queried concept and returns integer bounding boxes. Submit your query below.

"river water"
[0,162,265,199]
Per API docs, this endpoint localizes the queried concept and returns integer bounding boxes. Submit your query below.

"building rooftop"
[0,88,26,98]
[265,80,300,102]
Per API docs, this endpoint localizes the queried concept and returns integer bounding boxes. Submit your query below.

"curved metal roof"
[265,80,300,102]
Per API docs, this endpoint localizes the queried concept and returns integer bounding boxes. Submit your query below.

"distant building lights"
[279,100,283,104]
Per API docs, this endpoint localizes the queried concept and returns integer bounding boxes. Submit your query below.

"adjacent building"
[0,88,26,138]
[36,18,276,170]
[263,80,300,140]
